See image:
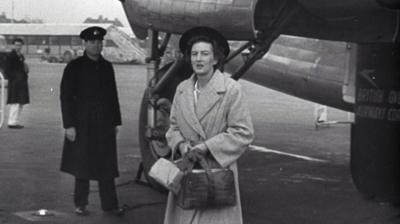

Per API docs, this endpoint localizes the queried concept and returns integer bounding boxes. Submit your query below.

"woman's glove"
[185,149,205,163]
[176,143,208,171]
[176,153,194,171]
[188,143,208,160]
[176,150,204,172]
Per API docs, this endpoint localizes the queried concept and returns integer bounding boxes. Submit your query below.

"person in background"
[164,26,254,224]
[6,37,29,129]
[59,26,124,217]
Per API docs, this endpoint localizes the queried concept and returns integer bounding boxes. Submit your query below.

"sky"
[1,0,130,26]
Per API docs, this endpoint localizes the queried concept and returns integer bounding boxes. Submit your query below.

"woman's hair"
[184,35,225,71]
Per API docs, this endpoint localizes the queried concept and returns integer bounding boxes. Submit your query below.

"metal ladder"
[0,71,5,128]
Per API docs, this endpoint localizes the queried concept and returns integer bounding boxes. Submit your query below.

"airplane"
[118,0,400,204]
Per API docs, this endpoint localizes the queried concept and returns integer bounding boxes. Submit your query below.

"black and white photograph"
[0,0,399,223]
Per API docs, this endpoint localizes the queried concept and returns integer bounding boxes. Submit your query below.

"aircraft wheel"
[138,61,192,193]
[138,89,171,193]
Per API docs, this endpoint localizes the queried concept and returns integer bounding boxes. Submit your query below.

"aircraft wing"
[226,36,355,111]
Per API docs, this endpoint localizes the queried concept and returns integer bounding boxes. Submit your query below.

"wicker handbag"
[176,158,236,209]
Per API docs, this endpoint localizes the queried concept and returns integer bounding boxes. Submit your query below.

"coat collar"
[10,49,24,60]
[194,69,227,93]
[83,51,104,63]
[182,69,227,97]
[177,70,227,139]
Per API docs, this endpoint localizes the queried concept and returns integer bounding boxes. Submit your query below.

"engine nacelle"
[121,0,258,40]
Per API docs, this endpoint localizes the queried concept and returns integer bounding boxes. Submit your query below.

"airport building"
[0,23,146,63]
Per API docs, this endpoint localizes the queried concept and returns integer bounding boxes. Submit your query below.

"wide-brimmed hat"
[179,27,229,57]
[79,26,106,41]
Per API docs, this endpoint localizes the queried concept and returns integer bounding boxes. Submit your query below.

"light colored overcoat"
[164,70,254,224]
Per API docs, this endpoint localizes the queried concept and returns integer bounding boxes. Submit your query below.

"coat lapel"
[179,75,207,139]
[196,70,226,121]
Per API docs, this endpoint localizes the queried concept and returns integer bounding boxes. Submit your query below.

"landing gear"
[136,30,192,191]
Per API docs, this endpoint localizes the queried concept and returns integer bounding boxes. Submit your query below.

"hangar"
[0,23,146,63]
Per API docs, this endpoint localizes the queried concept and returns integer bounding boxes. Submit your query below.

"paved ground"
[0,61,398,223]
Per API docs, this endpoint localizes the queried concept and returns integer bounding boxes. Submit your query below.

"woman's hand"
[185,143,208,162]
[176,143,208,171]
[190,143,208,156]
[65,127,76,142]
[178,142,189,156]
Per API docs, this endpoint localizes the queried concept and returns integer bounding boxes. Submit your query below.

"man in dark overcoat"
[6,38,29,129]
[60,26,124,216]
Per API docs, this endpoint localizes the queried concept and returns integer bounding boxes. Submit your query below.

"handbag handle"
[184,155,212,175]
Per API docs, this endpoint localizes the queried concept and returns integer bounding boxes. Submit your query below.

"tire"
[138,61,192,193]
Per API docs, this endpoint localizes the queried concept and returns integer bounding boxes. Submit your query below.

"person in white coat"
[164,26,254,224]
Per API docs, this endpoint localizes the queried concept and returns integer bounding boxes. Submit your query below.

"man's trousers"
[74,178,119,211]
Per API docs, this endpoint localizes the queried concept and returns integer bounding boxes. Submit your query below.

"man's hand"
[65,127,76,142]
[24,63,30,74]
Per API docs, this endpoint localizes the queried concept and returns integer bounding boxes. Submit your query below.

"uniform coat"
[6,49,30,104]
[164,70,254,224]
[60,53,121,181]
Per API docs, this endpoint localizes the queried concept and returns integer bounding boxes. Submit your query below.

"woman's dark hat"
[179,27,230,57]
[79,26,106,40]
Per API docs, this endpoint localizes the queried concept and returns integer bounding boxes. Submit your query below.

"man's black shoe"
[75,207,89,216]
[8,125,24,129]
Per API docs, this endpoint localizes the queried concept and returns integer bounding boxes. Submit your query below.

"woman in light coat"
[164,27,254,224]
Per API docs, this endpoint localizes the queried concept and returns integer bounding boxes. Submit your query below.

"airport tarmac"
[0,61,398,224]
